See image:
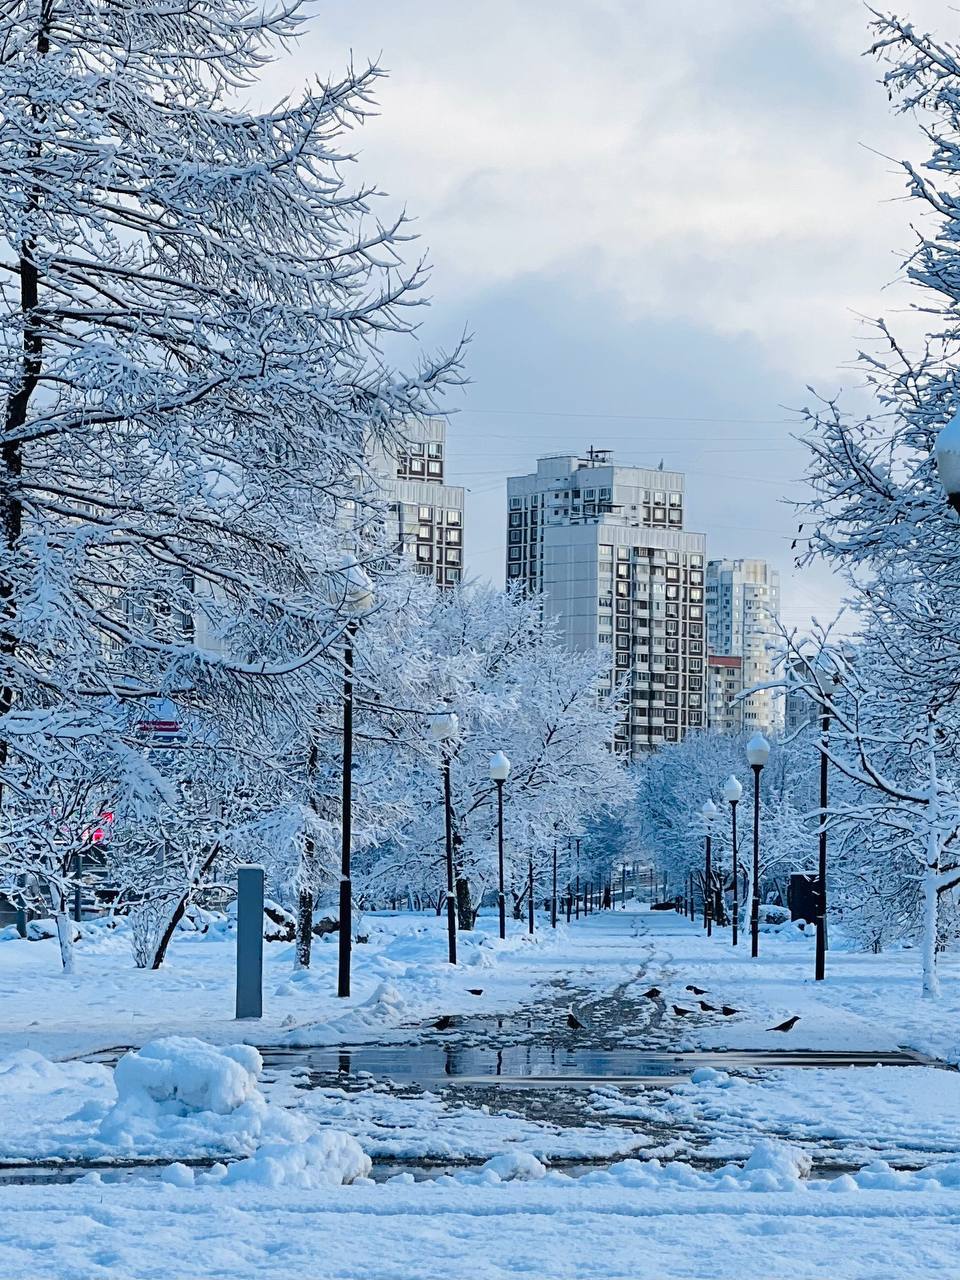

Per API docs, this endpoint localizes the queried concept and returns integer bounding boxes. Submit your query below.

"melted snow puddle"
[258,1044,943,1089]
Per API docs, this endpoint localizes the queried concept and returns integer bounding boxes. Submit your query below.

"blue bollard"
[235,865,264,1020]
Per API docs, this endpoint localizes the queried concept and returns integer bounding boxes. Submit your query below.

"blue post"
[236,865,264,1020]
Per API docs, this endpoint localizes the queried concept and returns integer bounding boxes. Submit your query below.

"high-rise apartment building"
[506,451,707,756]
[705,558,781,732]
[706,654,744,734]
[374,419,465,588]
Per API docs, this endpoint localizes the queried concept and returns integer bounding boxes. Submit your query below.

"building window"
[509,513,522,528]
[418,505,432,521]
[447,509,461,526]
[508,564,522,577]
[428,442,442,458]
[427,460,442,476]
[508,548,521,561]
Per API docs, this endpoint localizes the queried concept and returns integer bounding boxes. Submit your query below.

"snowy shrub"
[129,897,181,970]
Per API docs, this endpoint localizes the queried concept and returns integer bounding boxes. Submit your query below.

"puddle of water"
[260,1044,942,1089]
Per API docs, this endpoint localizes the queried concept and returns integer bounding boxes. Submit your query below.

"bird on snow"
[720,1006,739,1017]
[767,1015,801,1033]
[566,1007,586,1030]
[467,988,483,996]
[685,985,708,995]
[672,1005,692,1017]
[434,1015,456,1031]
[698,1001,716,1013]
[641,987,661,999]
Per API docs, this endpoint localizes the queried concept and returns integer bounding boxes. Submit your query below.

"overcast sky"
[261,0,957,631]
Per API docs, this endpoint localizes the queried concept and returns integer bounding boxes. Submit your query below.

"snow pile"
[98,1037,305,1156]
[218,1131,370,1188]
[569,1141,812,1193]
[479,1152,549,1182]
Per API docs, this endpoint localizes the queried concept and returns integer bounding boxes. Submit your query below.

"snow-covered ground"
[4,1162,960,1280]
[4,905,960,1278]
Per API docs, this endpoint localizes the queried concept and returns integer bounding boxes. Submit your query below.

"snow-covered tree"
[795,10,960,994]
[0,1,460,938]
[354,583,628,928]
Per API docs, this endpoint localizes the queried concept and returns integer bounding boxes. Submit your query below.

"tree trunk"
[52,886,74,974]
[922,721,941,999]
[456,876,473,930]
[151,892,191,970]
[295,888,313,969]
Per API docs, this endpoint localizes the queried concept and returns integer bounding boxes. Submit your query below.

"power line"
[458,407,796,425]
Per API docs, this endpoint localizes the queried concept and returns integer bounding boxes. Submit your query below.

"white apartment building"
[506,452,707,756]
[373,419,465,588]
[706,654,744,734]
[705,558,782,733]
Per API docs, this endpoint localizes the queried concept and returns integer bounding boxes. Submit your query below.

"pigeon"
[720,1006,739,1017]
[698,1001,716,1012]
[672,1005,691,1017]
[685,985,708,995]
[641,987,661,999]
[767,1015,800,1033]
[566,1007,586,1030]
[434,1015,456,1031]
[467,989,483,996]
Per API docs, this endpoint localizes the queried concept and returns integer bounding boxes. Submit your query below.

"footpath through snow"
[4,905,960,1277]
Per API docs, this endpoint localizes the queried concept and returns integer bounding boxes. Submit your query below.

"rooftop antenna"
[585,446,612,466]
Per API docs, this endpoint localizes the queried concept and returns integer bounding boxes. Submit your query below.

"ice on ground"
[589,1064,960,1166]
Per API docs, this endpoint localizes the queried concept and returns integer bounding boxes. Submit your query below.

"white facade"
[373,420,465,588]
[705,558,782,733]
[506,453,707,756]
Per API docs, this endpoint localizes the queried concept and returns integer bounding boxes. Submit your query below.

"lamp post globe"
[934,407,960,514]
[489,751,511,940]
[429,710,460,742]
[722,775,743,805]
[746,732,771,769]
[332,553,375,617]
[489,750,511,782]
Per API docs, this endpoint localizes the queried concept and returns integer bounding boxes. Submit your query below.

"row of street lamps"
[693,727,831,980]
[695,731,771,961]
[333,559,529,995]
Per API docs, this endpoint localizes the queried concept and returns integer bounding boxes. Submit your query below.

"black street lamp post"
[528,855,535,935]
[335,557,375,1000]
[701,800,718,937]
[814,685,832,982]
[746,732,771,960]
[489,751,511,941]
[574,837,581,920]
[551,842,558,928]
[431,710,462,965]
[723,775,743,947]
